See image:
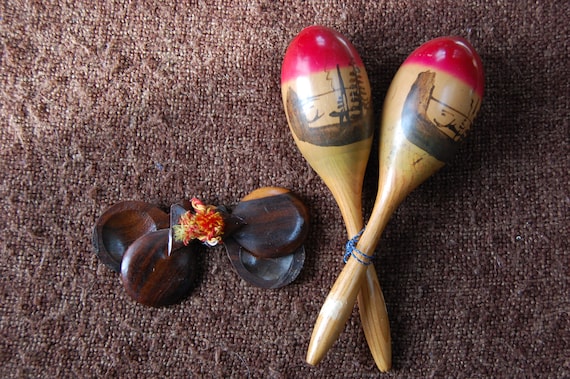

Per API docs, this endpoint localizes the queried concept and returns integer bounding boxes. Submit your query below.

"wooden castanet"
[93,201,170,272]
[306,36,485,365]
[281,25,391,370]
[231,187,310,259]
[168,187,309,289]
[224,237,306,289]
[121,229,198,307]
[226,187,310,289]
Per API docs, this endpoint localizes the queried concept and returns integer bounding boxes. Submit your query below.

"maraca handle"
[344,216,391,371]
[358,265,391,371]
[292,132,393,370]
[307,218,390,367]
[306,257,368,365]
[307,170,398,366]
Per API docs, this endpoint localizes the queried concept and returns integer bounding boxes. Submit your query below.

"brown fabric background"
[1,1,568,378]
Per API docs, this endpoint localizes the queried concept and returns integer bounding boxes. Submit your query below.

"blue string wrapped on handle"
[344,228,374,265]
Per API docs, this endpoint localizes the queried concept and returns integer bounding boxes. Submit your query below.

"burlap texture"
[1,1,568,378]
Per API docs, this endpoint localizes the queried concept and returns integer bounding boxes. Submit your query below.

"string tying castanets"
[173,198,225,247]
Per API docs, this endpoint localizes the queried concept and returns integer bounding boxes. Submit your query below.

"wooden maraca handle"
[307,255,369,364]
[307,36,485,365]
[307,158,392,371]
[307,192,393,365]
[357,265,391,370]
[343,206,391,372]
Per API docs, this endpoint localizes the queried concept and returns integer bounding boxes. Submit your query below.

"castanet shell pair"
[225,187,310,289]
[92,200,198,307]
[92,187,310,306]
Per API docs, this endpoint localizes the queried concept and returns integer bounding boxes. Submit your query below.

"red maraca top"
[281,25,364,84]
[403,36,485,98]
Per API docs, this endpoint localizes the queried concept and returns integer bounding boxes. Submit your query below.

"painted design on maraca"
[282,26,373,146]
[402,71,481,162]
[285,63,372,146]
[399,36,484,164]
[306,36,484,366]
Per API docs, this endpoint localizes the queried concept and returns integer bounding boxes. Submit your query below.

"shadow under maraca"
[428,46,547,199]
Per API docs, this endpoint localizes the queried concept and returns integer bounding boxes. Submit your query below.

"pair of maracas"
[281,26,484,370]
[92,187,310,307]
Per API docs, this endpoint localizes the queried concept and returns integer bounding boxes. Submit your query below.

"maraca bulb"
[281,25,374,231]
[377,36,484,208]
[281,25,374,147]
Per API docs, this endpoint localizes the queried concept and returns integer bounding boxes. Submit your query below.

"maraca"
[306,36,485,365]
[281,25,391,370]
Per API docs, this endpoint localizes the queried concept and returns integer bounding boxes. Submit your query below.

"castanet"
[281,25,391,371]
[121,229,198,307]
[168,187,310,289]
[224,237,306,289]
[226,187,310,289]
[92,201,199,307]
[231,187,310,259]
[306,36,485,365]
[92,201,170,272]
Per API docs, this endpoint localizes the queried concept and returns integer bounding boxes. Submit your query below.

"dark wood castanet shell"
[231,187,309,259]
[224,237,305,289]
[121,229,197,307]
[92,201,169,272]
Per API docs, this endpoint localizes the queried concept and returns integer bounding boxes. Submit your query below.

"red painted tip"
[404,36,485,98]
[281,25,364,84]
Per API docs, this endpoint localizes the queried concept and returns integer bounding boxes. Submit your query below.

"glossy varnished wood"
[231,187,309,259]
[121,229,198,307]
[224,237,306,289]
[92,201,170,272]
[281,25,391,370]
[307,36,485,365]
[225,187,309,288]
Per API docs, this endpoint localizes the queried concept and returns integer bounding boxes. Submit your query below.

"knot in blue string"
[344,228,373,265]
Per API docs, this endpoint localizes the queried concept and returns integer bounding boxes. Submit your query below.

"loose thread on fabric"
[344,228,374,265]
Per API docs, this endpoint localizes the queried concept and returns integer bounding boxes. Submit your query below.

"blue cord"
[344,228,374,265]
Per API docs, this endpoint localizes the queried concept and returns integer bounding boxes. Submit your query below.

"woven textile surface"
[1,1,568,378]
